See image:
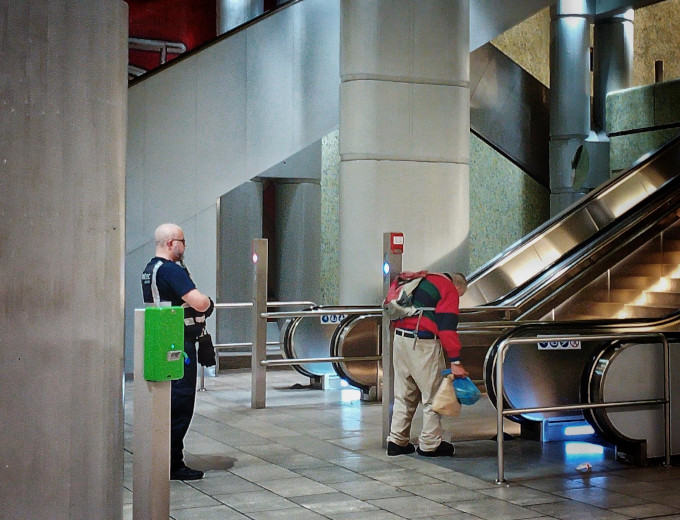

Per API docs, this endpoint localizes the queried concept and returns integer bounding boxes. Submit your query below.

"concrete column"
[549,0,593,216]
[276,181,322,303]
[0,2,128,519]
[217,181,263,348]
[339,0,470,304]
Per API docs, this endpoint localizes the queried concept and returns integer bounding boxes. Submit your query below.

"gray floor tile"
[609,502,680,518]
[368,495,456,518]
[529,500,632,520]
[636,490,680,508]
[186,473,261,494]
[521,477,590,493]
[402,482,487,503]
[329,455,399,473]
[434,470,499,490]
[297,465,371,484]
[362,467,443,487]
[290,491,379,515]
[170,504,250,520]
[330,480,412,500]
[477,484,565,506]
[555,487,647,508]
[123,372,680,520]
[257,476,336,497]
[452,497,545,520]
[228,462,300,482]
[212,489,297,513]
[170,483,223,509]
[329,511,406,520]
[246,507,330,520]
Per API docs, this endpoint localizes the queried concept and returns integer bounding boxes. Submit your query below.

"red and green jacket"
[393,273,462,362]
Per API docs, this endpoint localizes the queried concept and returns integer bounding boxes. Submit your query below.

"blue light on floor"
[341,388,361,402]
[564,441,604,456]
[564,424,595,436]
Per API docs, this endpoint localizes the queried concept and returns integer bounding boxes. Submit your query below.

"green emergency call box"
[144,306,185,382]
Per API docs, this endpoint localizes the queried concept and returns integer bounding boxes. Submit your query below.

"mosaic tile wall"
[469,135,550,271]
[492,1,680,89]
[607,79,680,176]
[320,130,340,304]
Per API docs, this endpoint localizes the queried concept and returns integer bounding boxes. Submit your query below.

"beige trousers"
[387,332,446,451]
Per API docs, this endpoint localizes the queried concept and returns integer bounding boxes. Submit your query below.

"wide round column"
[339,0,470,304]
[0,2,128,519]
[549,1,593,215]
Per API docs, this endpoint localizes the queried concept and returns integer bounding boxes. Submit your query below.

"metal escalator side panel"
[281,317,320,378]
[281,312,336,378]
[466,208,602,307]
[584,342,667,463]
[483,324,615,425]
[462,134,680,308]
[330,314,382,392]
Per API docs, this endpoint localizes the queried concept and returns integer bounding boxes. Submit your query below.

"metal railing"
[253,306,384,403]
[492,331,671,484]
[198,300,317,391]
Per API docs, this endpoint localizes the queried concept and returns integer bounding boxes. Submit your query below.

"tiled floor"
[123,369,680,519]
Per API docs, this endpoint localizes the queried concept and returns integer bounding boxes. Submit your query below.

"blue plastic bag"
[442,370,482,405]
[453,376,482,405]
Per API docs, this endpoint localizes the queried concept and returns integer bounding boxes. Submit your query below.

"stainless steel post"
[251,239,269,408]
[198,365,206,392]
[133,309,171,520]
[381,232,403,448]
[664,335,671,466]
[495,341,507,485]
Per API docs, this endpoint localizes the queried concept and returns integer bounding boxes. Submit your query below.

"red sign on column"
[390,233,404,254]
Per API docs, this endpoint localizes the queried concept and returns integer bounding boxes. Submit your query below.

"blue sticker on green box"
[144,306,185,381]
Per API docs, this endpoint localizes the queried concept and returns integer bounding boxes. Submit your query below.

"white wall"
[124,0,341,372]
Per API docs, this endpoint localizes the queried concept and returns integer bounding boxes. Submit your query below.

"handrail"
[262,355,382,367]
[205,298,387,398]
[213,300,317,309]
[493,331,671,484]
[262,307,382,319]
[198,299,317,391]
[465,134,680,290]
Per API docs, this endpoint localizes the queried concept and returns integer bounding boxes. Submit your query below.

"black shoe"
[387,441,416,456]
[171,465,204,481]
[416,440,455,457]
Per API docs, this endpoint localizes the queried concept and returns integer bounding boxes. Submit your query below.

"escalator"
[281,135,680,400]
[458,135,680,379]
[453,136,680,464]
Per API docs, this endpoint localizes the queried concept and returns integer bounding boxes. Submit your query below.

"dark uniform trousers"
[171,336,198,469]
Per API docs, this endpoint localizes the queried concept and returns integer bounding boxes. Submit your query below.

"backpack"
[382,270,429,319]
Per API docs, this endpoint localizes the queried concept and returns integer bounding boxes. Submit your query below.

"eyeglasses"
[171,238,186,245]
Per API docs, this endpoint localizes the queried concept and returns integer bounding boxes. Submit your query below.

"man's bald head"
[155,223,182,247]
[154,223,185,261]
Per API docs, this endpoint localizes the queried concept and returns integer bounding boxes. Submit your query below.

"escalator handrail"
[468,170,680,318]
[465,134,680,299]
[513,182,680,315]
